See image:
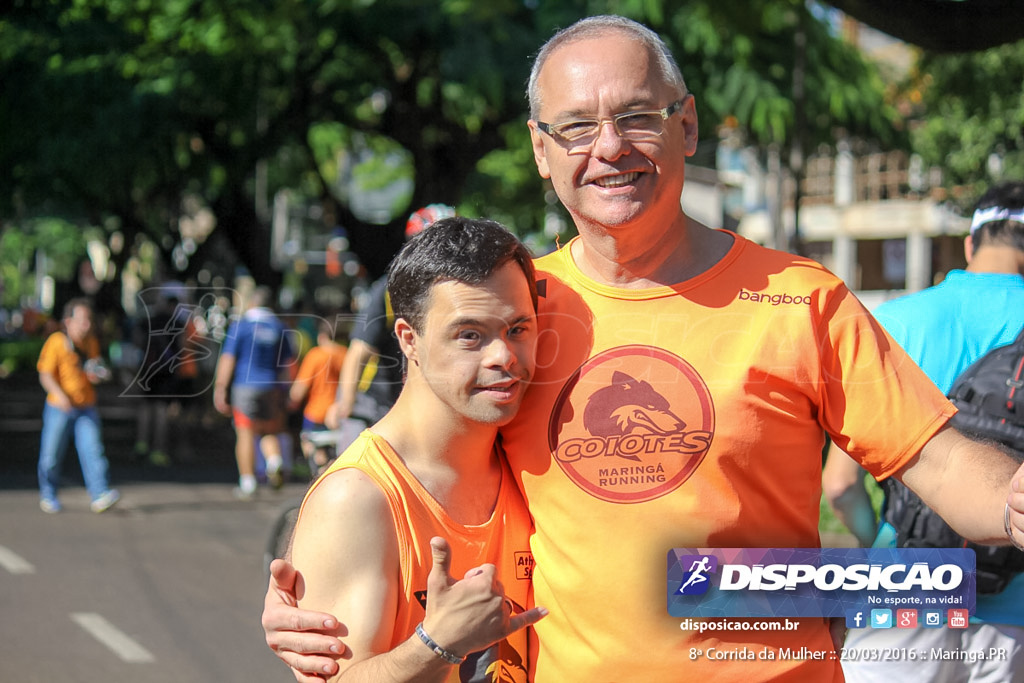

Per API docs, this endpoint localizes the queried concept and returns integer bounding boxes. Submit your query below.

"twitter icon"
[870,609,893,629]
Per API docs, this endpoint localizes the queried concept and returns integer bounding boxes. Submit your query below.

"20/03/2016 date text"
[840,647,1009,662]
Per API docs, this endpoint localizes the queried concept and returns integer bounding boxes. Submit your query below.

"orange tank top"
[305,431,535,683]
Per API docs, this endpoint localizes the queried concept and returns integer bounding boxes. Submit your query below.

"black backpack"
[883,325,1024,594]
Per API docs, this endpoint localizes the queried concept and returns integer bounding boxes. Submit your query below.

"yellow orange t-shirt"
[302,431,535,682]
[500,232,955,682]
[37,331,100,408]
[294,344,347,423]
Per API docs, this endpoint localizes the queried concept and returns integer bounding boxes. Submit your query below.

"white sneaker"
[40,498,61,514]
[90,489,121,513]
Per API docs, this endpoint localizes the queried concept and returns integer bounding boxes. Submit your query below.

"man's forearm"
[214,353,235,390]
[325,632,454,683]
[899,426,1020,545]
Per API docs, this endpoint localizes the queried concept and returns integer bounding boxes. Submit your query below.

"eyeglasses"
[535,100,684,145]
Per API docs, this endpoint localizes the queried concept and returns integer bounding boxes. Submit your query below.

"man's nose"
[483,338,514,368]
[590,119,629,158]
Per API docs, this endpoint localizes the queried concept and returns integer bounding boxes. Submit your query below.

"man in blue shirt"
[214,286,296,498]
[823,181,1024,682]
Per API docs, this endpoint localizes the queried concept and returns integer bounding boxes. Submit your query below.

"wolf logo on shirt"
[583,372,686,461]
[549,345,715,503]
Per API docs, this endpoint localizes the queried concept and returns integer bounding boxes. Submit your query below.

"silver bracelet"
[415,623,465,665]
[1004,503,1024,552]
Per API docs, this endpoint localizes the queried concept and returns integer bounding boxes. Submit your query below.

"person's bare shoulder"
[291,466,400,602]
[296,467,397,555]
[291,466,402,664]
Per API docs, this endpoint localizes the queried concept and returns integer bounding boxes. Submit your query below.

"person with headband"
[970,205,1024,235]
[824,180,1024,682]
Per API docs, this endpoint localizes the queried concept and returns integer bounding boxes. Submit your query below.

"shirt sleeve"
[221,319,241,358]
[37,333,61,374]
[816,285,956,480]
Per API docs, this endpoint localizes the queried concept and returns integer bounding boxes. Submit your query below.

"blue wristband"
[415,623,465,665]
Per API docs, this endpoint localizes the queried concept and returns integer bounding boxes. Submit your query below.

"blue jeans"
[38,403,111,501]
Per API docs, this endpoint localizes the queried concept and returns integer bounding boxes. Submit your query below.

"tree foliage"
[909,40,1024,209]
[1,0,902,307]
[665,1,899,149]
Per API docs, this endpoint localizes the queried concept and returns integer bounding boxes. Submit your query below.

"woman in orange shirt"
[37,298,120,514]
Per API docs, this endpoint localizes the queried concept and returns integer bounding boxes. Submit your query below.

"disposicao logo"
[667,548,976,619]
[675,555,719,596]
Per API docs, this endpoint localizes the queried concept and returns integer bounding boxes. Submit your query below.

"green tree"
[1,0,902,307]
[909,40,1024,209]
[0,219,85,309]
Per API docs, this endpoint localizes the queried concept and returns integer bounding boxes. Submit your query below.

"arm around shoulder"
[896,425,1024,546]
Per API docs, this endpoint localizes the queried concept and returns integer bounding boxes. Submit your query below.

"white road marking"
[0,545,35,574]
[70,612,155,663]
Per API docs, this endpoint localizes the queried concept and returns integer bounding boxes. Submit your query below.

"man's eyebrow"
[548,99,657,120]
[506,314,536,328]
[443,316,486,332]
[444,313,535,331]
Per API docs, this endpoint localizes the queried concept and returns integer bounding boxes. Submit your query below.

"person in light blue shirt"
[823,181,1024,682]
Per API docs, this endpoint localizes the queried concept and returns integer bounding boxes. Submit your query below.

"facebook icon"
[846,609,867,629]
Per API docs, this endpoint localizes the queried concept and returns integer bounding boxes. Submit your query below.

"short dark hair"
[387,217,537,333]
[972,181,1024,254]
[62,297,93,321]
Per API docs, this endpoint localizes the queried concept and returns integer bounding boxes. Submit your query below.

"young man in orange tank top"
[285,217,546,682]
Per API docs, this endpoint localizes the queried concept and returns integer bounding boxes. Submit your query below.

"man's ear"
[527,120,552,179]
[963,235,974,266]
[395,318,418,364]
[679,94,698,157]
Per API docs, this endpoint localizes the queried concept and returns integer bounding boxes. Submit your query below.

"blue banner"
[667,548,976,619]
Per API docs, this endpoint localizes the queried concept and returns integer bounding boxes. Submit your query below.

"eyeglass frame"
[534,99,685,145]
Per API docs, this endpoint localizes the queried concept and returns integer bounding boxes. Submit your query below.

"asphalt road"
[0,370,310,682]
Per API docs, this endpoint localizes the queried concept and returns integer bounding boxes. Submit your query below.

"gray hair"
[526,15,688,120]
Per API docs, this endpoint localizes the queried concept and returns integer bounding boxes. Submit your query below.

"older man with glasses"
[262,15,1024,683]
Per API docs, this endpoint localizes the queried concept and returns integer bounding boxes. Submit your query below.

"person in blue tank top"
[214,286,296,498]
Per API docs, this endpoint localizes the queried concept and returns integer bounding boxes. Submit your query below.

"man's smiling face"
[528,31,696,238]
